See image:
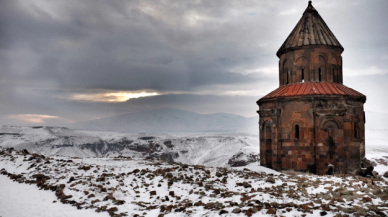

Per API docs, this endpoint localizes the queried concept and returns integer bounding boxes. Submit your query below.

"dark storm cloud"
[0,0,277,92]
[1,0,388,125]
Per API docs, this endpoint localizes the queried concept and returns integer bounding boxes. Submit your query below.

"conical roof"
[276,1,344,57]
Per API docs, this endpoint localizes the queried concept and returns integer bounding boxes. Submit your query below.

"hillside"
[0,126,260,167]
[1,147,388,217]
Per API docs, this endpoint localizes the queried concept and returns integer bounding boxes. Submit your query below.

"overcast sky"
[0,0,387,126]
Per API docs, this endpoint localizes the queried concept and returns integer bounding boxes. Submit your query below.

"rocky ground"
[1,147,388,217]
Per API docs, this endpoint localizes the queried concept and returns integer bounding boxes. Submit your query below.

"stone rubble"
[1,147,388,217]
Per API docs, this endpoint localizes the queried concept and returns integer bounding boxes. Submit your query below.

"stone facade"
[278,46,343,86]
[257,2,366,175]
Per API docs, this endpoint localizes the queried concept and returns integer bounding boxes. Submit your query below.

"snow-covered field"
[1,125,388,217]
[1,147,388,217]
[0,175,108,217]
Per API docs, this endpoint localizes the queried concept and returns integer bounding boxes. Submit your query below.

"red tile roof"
[259,82,365,102]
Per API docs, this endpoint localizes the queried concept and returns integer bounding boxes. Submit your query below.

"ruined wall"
[258,95,365,175]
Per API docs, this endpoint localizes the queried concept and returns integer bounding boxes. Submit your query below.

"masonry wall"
[258,95,365,175]
[278,46,343,86]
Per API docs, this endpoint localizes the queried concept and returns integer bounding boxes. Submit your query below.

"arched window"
[332,68,335,82]
[301,68,305,83]
[286,70,289,84]
[295,124,300,139]
[318,67,322,82]
[354,123,358,139]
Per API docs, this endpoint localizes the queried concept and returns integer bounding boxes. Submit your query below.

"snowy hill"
[0,126,259,167]
[1,147,388,217]
[70,108,259,134]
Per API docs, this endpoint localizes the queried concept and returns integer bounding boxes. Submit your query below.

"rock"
[243,182,252,188]
[301,204,311,212]
[229,202,238,207]
[341,190,353,196]
[366,204,379,213]
[359,158,374,177]
[320,194,332,200]
[357,208,368,216]
[55,184,65,196]
[219,210,228,215]
[266,177,275,184]
[342,195,357,202]
[150,191,157,196]
[103,193,116,201]
[313,199,322,204]
[107,207,118,212]
[232,208,241,213]
[362,197,372,202]
[193,201,202,206]
[227,152,259,167]
[204,202,215,209]
[169,191,174,197]
[160,152,179,162]
[337,197,345,203]
[384,171,388,178]
[113,200,125,205]
[320,211,327,216]
[266,208,276,214]
[358,168,367,177]
[338,206,356,213]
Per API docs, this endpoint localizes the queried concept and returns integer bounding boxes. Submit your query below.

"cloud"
[71,91,159,102]
[344,66,387,77]
[7,114,61,123]
[0,0,387,125]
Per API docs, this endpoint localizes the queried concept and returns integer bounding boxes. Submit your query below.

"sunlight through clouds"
[71,91,159,102]
[7,114,61,123]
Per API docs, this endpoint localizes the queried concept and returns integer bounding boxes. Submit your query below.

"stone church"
[257,1,366,175]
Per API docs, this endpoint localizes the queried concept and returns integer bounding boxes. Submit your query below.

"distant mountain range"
[70,108,259,134]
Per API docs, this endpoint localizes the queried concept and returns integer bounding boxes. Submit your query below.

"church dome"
[276,1,344,57]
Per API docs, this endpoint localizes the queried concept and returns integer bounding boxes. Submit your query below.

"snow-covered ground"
[0,175,109,217]
[0,125,388,216]
[1,147,388,217]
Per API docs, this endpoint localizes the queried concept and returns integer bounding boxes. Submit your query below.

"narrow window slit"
[319,68,322,82]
